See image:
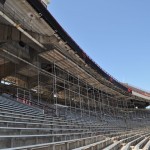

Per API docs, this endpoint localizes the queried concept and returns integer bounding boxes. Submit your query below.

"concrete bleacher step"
[0,110,128,132]
[143,139,150,150]
[71,131,141,150]
[0,103,41,115]
[0,110,80,124]
[0,103,65,121]
[0,112,122,132]
[0,99,43,115]
[101,133,140,150]
[0,103,38,112]
[0,126,90,135]
[104,131,132,138]
[121,133,150,150]
[0,133,102,149]
[0,110,57,121]
[102,140,122,150]
[100,132,149,150]
[0,113,81,126]
[113,133,136,141]
[0,110,79,125]
[1,96,132,130]
[0,134,105,150]
[121,137,145,150]
[0,95,43,113]
[0,114,105,132]
[0,107,106,127]
[0,120,83,129]
[133,137,149,150]
[72,138,113,150]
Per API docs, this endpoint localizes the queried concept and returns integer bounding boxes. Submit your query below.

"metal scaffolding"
[0,48,150,130]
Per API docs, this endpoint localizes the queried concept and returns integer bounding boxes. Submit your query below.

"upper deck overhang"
[0,0,136,100]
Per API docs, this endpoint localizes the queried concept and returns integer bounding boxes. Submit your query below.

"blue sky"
[48,0,150,92]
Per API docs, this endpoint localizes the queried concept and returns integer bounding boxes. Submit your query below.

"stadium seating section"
[0,94,149,150]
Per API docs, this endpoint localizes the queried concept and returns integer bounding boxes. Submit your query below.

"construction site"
[0,0,150,149]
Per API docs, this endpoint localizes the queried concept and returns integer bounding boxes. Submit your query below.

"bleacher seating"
[0,94,150,149]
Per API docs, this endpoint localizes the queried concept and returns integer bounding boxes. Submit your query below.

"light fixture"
[53,93,57,98]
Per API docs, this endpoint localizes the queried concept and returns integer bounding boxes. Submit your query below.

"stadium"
[0,0,150,149]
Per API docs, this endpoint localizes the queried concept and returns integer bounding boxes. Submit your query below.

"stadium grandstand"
[123,83,150,102]
[0,0,150,149]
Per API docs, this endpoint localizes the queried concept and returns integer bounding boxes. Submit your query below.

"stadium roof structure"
[123,83,150,100]
[0,0,149,109]
[27,0,130,93]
